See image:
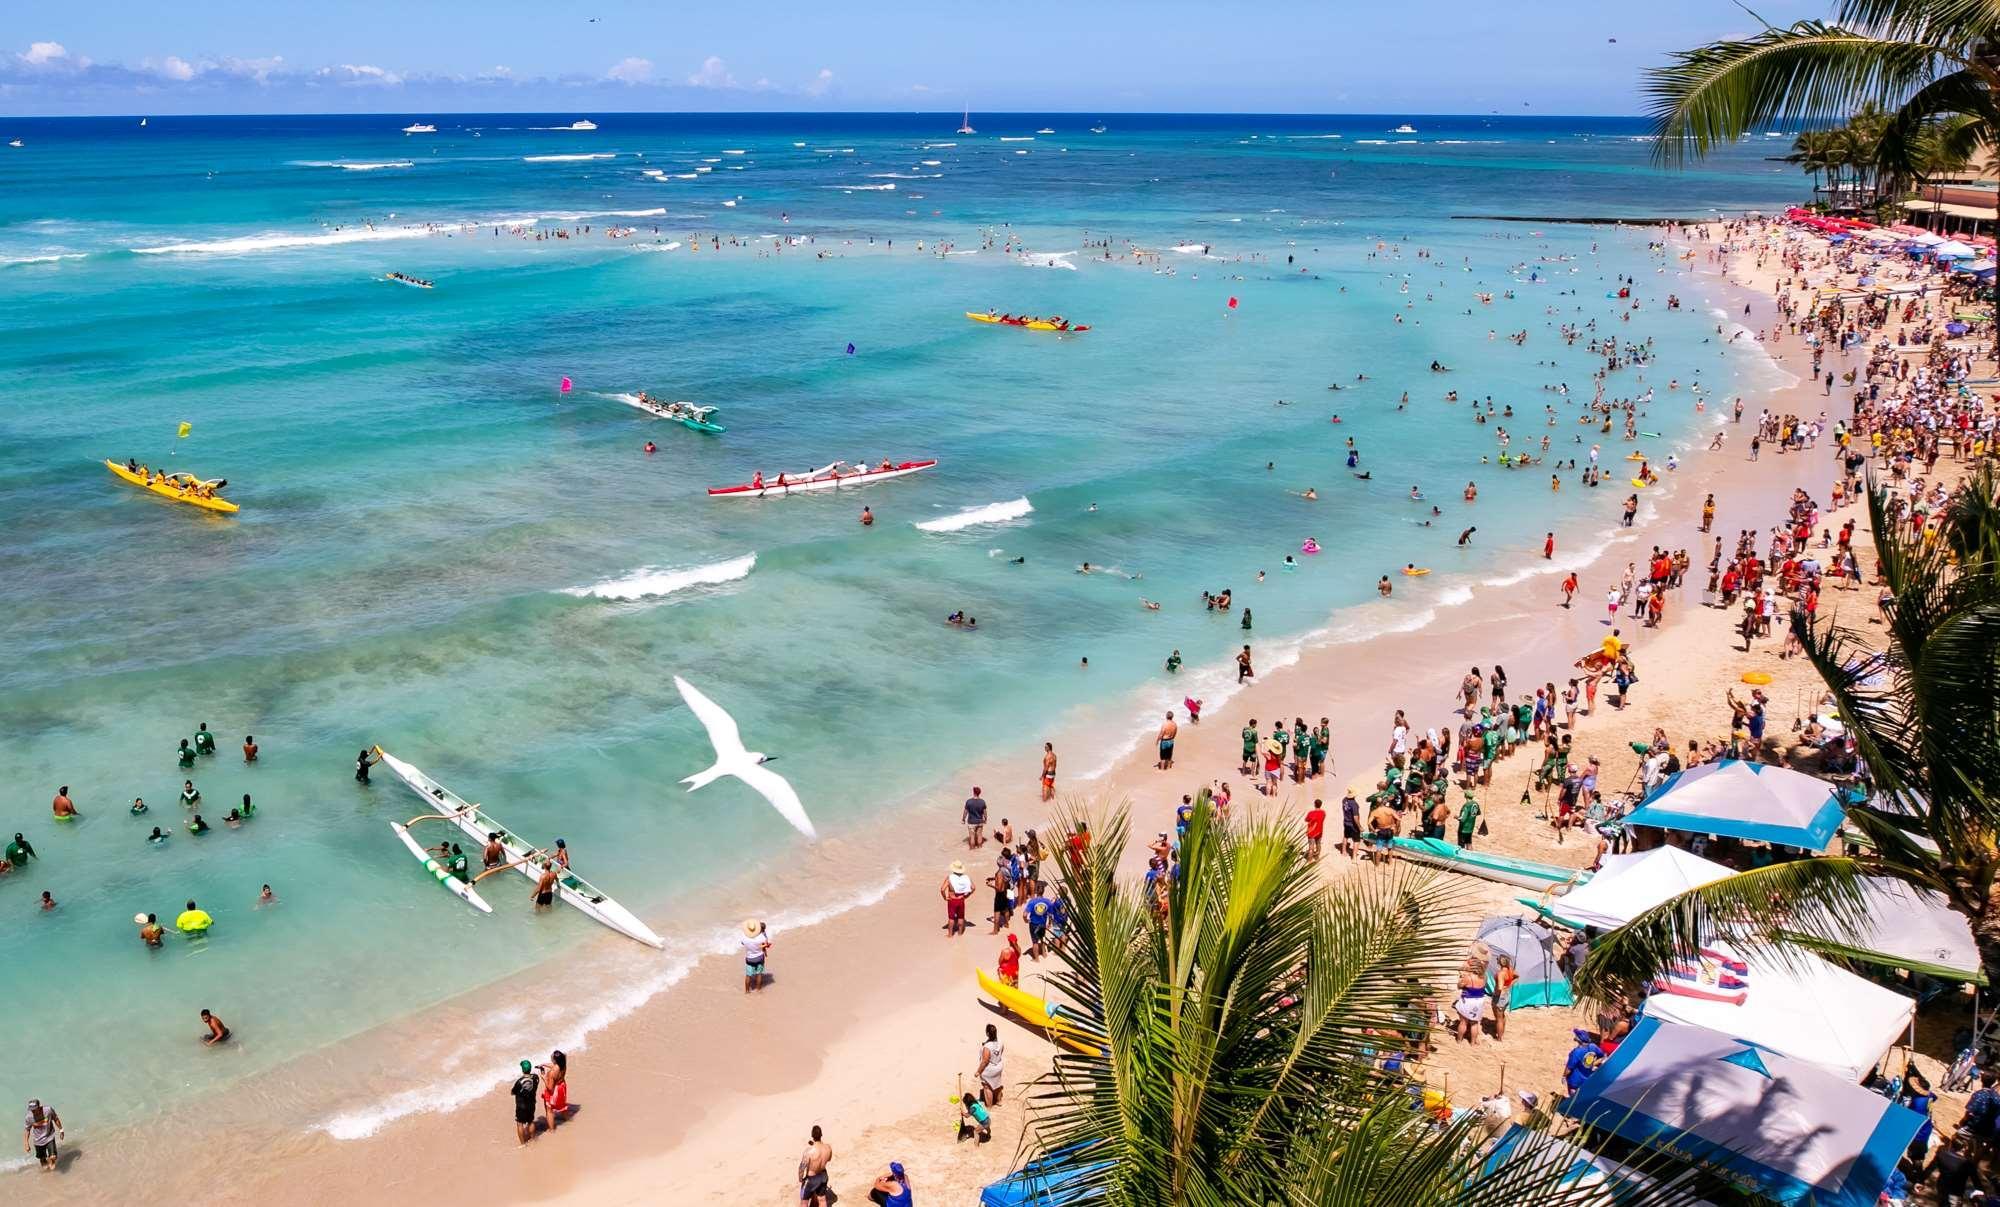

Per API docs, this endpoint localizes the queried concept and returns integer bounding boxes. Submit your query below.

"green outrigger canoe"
[1389,837,1592,894]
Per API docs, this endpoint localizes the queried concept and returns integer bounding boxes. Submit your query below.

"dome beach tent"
[1562,1017,1925,1206]
[1525,845,1733,932]
[1477,915,1572,1008]
[1638,942,1913,1082]
[1620,759,1844,852]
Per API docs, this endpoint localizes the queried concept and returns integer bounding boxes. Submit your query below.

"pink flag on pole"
[559,377,573,394]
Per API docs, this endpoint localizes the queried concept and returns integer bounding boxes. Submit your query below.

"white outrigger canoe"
[375,747,665,948]
[707,458,936,498]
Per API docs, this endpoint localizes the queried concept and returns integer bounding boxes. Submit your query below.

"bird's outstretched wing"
[674,675,746,758]
[737,761,817,840]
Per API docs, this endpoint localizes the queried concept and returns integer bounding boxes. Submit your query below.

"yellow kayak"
[964,312,1090,333]
[104,460,239,514]
[976,968,1102,1054]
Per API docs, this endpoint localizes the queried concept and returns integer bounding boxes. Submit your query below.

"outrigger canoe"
[1389,837,1591,894]
[965,312,1090,333]
[708,459,936,498]
[104,460,239,514]
[616,393,726,433]
[374,747,665,948]
[976,968,1102,1055]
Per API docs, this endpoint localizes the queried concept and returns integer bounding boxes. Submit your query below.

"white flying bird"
[673,675,816,839]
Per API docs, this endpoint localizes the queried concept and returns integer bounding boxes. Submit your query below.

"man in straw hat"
[941,861,973,937]
[741,919,771,993]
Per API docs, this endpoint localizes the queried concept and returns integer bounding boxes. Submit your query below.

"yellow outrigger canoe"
[976,968,1102,1054]
[104,460,239,514]
[964,312,1091,333]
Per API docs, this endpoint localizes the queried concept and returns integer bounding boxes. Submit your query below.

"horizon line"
[4,107,1655,121]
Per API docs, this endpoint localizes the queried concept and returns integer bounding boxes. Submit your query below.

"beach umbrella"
[1948,321,1970,335]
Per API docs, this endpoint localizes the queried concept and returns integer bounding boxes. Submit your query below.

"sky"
[0,0,1812,117]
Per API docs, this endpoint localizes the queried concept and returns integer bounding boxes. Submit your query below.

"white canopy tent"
[1640,944,1914,1082]
[1788,877,1984,983]
[1538,846,1733,931]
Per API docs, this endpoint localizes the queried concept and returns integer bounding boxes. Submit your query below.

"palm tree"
[1015,801,1695,1204]
[1575,465,2000,1002]
[1647,0,2000,343]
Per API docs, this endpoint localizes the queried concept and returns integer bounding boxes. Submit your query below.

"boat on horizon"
[1392,123,1418,134]
[567,119,598,131]
[1090,122,1106,134]
[375,747,665,948]
[708,459,937,498]
[1036,127,1055,135]
[402,122,437,135]
[957,106,976,135]
[7,139,21,148]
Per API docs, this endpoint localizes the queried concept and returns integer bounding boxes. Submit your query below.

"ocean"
[0,111,1798,1147]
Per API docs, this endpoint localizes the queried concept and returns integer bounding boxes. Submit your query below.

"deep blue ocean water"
[0,111,1800,1138]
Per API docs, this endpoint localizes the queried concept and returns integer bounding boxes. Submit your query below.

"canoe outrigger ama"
[707,458,937,498]
[965,310,1090,333]
[104,458,239,514]
[619,391,726,433]
[374,746,665,948]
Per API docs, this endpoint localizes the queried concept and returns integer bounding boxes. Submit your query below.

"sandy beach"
[3,214,1886,1207]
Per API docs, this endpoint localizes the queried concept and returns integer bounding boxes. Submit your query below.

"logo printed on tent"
[1718,1042,1775,1078]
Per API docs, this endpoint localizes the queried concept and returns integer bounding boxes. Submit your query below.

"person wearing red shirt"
[1303,799,1327,861]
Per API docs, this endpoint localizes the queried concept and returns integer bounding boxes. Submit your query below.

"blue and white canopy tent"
[1622,760,1844,851]
[1562,1017,1925,1206]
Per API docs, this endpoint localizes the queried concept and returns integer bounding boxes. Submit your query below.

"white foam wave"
[314,868,904,1141]
[722,149,747,155]
[999,136,1036,142]
[828,183,896,191]
[133,225,436,256]
[523,153,617,162]
[1016,250,1077,270]
[1355,139,1388,145]
[868,172,940,179]
[914,497,1032,533]
[920,159,942,166]
[560,554,755,601]
[924,142,957,149]
[294,159,414,171]
[1,252,85,266]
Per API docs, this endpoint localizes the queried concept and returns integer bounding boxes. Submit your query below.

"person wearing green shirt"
[1270,724,1290,757]
[179,780,201,809]
[1165,649,1182,674]
[176,739,197,769]
[1240,720,1259,774]
[1457,795,1482,848]
[193,723,217,756]
[4,832,34,866]
[1310,721,1330,778]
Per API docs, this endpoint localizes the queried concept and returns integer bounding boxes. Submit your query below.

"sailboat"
[957,106,976,136]
[1089,121,1107,134]
[139,117,148,127]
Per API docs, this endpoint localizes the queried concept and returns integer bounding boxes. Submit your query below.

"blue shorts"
[1159,740,1175,757]
[746,960,765,977]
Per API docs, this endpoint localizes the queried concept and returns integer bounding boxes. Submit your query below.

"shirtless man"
[532,861,559,911]
[1040,743,1057,801]
[1156,712,1178,770]
[1367,801,1401,864]
[799,1125,833,1206]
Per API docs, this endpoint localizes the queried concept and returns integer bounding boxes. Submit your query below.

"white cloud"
[607,56,652,83]
[687,55,735,89]
[22,41,68,66]
[155,55,195,82]
[219,55,283,84]
[320,63,402,87]
[806,67,833,97]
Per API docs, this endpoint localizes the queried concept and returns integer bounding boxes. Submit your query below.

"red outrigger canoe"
[707,459,938,498]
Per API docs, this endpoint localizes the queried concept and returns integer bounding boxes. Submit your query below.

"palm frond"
[1647,23,1958,164]
[1570,856,1881,1002]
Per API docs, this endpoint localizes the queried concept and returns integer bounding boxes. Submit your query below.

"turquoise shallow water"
[0,112,1799,1136]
